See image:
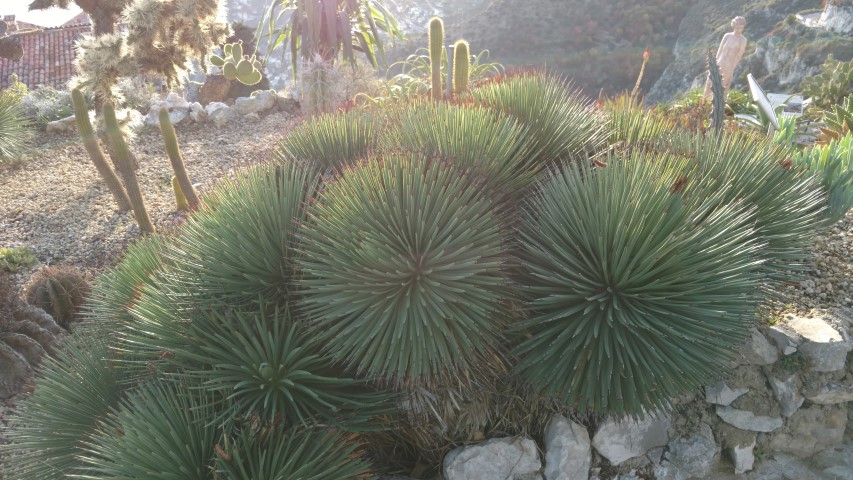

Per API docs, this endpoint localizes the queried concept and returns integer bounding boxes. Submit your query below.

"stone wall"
[393,308,853,480]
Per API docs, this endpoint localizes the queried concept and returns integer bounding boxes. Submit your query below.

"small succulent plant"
[23,266,90,330]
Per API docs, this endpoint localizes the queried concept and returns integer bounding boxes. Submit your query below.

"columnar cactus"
[429,17,444,101]
[103,102,155,234]
[71,89,132,212]
[707,49,725,133]
[453,39,470,96]
[172,176,189,211]
[159,109,200,210]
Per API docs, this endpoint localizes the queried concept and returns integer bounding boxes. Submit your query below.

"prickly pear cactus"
[429,17,444,101]
[707,49,725,133]
[23,266,90,330]
[1,272,64,399]
[210,41,263,86]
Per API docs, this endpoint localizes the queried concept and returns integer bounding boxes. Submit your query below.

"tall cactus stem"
[707,49,726,134]
[172,176,189,211]
[103,102,155,234]
[70,89,132,212]
[429,17,444,101]
[159,108,200,210]
[453,39,470,97]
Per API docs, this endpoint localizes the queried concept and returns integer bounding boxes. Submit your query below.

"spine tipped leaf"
[515,155,763,416]
[276,109,380,172]
[298,154,509,384]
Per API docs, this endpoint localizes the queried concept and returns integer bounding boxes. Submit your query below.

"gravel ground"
[0,109,303,286]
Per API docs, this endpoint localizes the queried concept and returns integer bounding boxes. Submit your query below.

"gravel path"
[0,109,303,285]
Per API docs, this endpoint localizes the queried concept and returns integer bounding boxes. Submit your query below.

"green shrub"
[515,155,762,415]
[19,85,74,130]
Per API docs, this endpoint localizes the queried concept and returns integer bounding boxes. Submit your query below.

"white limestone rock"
[727,437,756,474]
[188,102,206,122]
[204,101,228,116]
[443,437,541,480]
[715,406,783,432]
[739,329,779,365]
[788,315,852,372]
[764,324,800,355]
[46,114,76,134]
[705,382,749,406]
[232,90,277,115]
[768,405,847,458]
[803,383,853,405]
[591,413,670,465]
[768,375,804,417]
[656,423,719,480]
[544,415,590,480]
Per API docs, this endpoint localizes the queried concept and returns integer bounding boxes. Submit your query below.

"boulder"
[204,102,228,116]
[45,114,77,134]
[768,405,847,458]
[738,329,779,365]
[727,437,756,474]
[443,437,541,480]
[764,324,800,355]
[768,375,804,417]
[803,383,853,405]
[787,315,852,372]
[591,413,670,465]
[656,423,719,480]
[232,90,277,115]
[715,406,783,432]
[544,415,590,480]
[189,102,206,123]
[168,108,187,125]
[704,382,749,406]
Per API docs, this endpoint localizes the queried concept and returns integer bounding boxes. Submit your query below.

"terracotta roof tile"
[0,23,91,89]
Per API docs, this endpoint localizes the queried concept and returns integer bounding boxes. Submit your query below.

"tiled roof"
[62,12,91,27]
[0,23,91,89]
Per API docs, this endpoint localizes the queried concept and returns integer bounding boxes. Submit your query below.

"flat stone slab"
[787,315,852,372]
[592,414,670,465]
[716,406,783,433]
[705,382,749,406]
[444,437,541,480]
[544,415,591,480]
[804,383,853,405]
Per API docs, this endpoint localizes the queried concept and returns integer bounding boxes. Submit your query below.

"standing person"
[704,16,748,100]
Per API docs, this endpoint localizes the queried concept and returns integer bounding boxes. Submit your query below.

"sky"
[2,1,83,28]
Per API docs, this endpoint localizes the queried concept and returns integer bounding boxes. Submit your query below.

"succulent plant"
[819,95,853,142]
[0,89,31,162]
[793,133,853,225]
[429,17,444,101]
[275,109,380,171]
[5,330,126,479]
[23,265,90,330]
[102,101,155,234]
[471,71,607,171]
[70,88,132,212]
[0,272,64,399]
[801,55,853,109]
[515,154,762,415]
[210,41,264,86]
[298,153,508,384]
[159,108,200,209]
[707,49,725,132]
[452,39,470,96]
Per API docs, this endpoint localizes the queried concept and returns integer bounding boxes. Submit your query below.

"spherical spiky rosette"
[298,153,511,385]
[515,154,764,416]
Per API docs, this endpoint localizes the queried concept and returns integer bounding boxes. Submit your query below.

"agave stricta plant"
[472,71,607,170]
[298,153,509,384]
[515,154,763,415]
